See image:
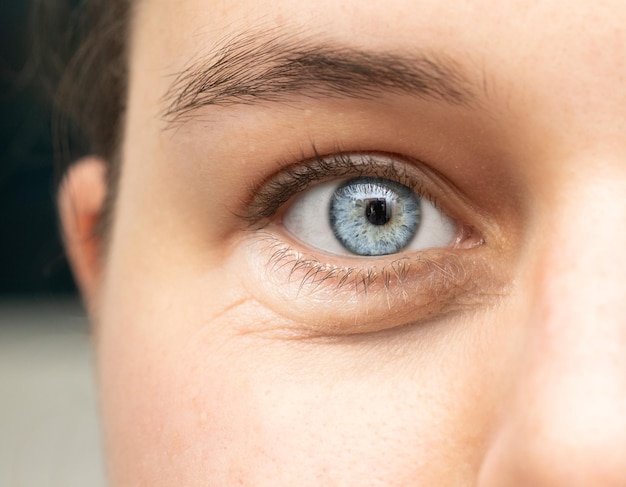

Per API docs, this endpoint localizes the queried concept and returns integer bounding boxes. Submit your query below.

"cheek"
[96,275,510,487]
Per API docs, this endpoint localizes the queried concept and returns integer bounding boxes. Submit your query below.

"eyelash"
[241,148,483,299]
[244,150,442,227]
[254,232,467,299]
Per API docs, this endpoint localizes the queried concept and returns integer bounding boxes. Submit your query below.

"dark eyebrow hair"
[162,30,477,124]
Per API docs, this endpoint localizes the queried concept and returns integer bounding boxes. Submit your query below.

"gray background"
[2,2,105,484]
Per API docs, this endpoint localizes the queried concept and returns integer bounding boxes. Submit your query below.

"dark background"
[0,1,76,295]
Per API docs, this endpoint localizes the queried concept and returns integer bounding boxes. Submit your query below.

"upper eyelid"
[243,152,436,227]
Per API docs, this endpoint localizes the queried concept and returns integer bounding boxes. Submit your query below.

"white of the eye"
[282,179,456,257]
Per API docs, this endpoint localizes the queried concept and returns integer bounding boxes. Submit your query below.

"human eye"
[237,151,498,337]
[283,174,456,257]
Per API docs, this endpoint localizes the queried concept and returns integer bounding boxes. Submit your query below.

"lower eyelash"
[264,235,367,295]
[240,231,506,337]
[271,247,408,297]
[259,232,468,299]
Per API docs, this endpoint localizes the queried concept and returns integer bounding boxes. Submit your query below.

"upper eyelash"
[242,148,433,227]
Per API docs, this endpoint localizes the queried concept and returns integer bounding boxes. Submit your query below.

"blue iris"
[329,177,421,256]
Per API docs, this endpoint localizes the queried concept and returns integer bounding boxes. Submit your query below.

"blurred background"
[1,1,105,484]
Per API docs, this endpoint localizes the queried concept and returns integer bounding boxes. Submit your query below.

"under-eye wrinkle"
[240,231,503,337]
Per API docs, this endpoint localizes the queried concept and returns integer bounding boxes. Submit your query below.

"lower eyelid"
[238,232,503,336]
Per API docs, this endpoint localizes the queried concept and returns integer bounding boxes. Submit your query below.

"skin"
[60,0,626,485]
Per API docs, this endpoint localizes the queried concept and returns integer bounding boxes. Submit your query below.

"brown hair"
[42,0,132,231]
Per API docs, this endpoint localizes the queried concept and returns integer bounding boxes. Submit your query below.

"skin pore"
[60,0,626,485]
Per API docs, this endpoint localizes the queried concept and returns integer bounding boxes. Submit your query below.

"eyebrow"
[162,30,477,125]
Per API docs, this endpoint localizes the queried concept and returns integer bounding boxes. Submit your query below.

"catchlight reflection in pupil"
[365,199,390,225]
[329,177,421,256]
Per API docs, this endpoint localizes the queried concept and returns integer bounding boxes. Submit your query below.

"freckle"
[199,411,207,424]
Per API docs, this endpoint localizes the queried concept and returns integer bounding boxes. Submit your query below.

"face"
[64,0,626,485]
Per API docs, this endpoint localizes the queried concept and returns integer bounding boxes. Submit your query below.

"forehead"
[133,2,626,101]
[125,0,626,165]
[132,0,626,70]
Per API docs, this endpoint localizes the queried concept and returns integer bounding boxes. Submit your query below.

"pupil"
[365,198,390,225]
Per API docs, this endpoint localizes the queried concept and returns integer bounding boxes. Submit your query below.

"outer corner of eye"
[454,223,486,250]
[282,176,460,258]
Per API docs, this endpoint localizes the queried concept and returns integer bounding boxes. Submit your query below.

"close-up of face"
[58,0,626,485]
